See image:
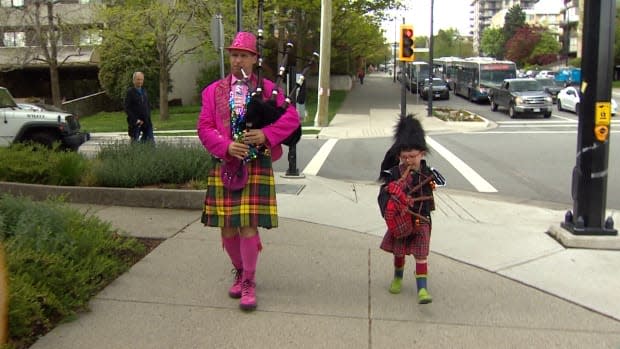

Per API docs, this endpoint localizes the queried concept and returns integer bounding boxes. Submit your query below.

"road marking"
[497,120,577,124]
[552,115,575,121]
[426,136,497,193]
[302,138,338,175]
[471,130,620,134]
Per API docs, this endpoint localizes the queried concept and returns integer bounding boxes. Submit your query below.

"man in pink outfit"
[197,32,300,311]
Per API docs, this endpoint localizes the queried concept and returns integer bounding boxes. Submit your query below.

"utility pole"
[400,17,406,117]
[315,0,331,127]
[561,0,617,236]
[236,0,242,31]
[427,0,434,117]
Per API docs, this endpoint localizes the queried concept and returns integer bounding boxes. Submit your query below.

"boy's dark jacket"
[378,160,435,219]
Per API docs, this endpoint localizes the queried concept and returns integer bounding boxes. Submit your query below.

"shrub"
[0,195,145,348]
[0,144,88,186]
[89,141,214,188]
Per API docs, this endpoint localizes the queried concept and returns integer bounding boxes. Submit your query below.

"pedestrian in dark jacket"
[124,72,154,143]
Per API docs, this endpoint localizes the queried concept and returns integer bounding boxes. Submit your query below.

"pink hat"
[226,32,258,55]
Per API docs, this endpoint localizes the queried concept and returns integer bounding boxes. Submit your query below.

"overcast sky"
[382,0,473,41]
[381,0,565,41]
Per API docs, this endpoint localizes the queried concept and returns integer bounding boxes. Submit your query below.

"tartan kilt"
[380,223,431,258]
[201,154,278,228]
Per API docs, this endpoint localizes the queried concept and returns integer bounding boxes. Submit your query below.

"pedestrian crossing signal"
[399,25,414,62]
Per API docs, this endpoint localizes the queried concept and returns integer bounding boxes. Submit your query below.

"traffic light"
[399,24,414,62]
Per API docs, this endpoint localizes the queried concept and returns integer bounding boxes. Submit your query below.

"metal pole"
[393,19,397,83]
[400,60,406,117]
[400,17,406,117]
[427,0,434,116]
[561,0,617,236]
[315,0,331,127]
[565,2,569,66]
[236,0,242,31]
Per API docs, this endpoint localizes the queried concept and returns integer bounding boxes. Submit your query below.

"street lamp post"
[564,1,569,66]
[427,0,434,117]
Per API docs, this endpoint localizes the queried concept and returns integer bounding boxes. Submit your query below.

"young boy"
[378,115,436,304]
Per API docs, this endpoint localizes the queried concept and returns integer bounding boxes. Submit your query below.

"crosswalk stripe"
[302,138,338,176]
[426,136,497,193]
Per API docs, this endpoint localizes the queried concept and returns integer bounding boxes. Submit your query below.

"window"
[80,30,102,45]
[1,0,23,7]
[3,32,26,47]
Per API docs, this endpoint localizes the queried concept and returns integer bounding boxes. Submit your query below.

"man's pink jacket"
[197,74,300,162]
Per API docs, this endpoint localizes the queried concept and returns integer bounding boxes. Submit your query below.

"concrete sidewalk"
[25,73,620,348]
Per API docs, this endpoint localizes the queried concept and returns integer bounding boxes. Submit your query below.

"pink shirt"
[196,74,300,162]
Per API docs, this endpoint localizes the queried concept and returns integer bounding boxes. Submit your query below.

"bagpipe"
[244,0,318,147]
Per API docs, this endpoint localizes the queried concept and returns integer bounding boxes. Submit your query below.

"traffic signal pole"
[561,0,617,236]
[400,60,406,117]
[399,24,415,117]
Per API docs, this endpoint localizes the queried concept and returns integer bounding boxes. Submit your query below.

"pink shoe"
[239,279,257,311]
[228,269,242,299]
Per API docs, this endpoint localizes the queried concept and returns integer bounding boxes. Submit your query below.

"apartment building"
[470,0,540,55]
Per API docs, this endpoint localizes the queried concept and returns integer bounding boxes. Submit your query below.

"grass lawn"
[79,89,347,134]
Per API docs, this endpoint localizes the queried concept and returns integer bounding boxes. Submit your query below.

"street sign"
[210,15,224,51]
[595,101,611,126]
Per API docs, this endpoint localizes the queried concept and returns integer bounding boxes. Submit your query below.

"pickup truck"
[488,78,553,118]
[0,86,89,150]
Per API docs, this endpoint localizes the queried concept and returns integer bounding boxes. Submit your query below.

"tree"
[503,5,526,44]
[529,30,561,66]
[480,27,505,58]
[98,0,213,120]
[97,27,159,106]
[0,1,88,107]
[433,28,472,58]
[504,26,540,67]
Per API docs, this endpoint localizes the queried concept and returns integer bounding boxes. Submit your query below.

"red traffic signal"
[399,25,414,62]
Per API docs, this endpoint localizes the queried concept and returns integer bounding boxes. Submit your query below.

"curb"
[0,182,205,210]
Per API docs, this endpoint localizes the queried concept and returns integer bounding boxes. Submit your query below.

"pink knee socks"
[240,235,261,281]
[222,235,242,270]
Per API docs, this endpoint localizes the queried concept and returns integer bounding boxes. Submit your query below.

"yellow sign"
[595,102,611,126]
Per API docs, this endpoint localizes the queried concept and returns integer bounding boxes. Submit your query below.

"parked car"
[557,86,618,116]
[17,102,67,113]
[419,78,450,100]
[0,87,88,149]
[535,78,563,104]
[535,70,555,79]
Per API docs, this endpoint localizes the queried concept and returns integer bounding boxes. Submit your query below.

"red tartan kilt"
[380,223,431,258]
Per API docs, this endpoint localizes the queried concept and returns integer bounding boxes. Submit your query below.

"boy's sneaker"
[239,279,257,311]
[389,277,402,294]
[228,269,242,299]
[417,288,432,304]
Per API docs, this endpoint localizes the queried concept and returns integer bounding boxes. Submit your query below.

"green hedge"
[0,195,146,348]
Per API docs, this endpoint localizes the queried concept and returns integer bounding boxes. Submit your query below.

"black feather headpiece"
[379,114,427,181]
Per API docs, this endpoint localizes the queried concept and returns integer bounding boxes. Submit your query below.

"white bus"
[432,57,461,90]
[453,57,517,102]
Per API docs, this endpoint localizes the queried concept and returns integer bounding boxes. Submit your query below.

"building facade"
[470,0,540,55]
[0,0,201,108]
